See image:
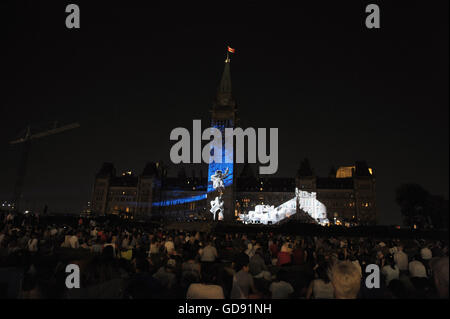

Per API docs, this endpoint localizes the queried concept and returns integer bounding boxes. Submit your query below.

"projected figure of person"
[210,196,224,221]
[210,168,230,194]
[209,168,229,220]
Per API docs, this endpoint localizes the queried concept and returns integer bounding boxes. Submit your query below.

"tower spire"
[213,46,236,111]
[218,54,232,95]
[208,48,236,223]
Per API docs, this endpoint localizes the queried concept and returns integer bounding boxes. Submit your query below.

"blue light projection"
[152,193,207,207]
[207,121,234,193]
[152,121,234,208]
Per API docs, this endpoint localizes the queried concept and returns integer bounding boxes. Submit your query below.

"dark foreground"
[0,212,448,299]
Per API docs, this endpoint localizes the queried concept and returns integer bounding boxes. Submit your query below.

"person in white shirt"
[186,266,224,299]
[164,237,175,255]
[393,245,408,272]
[351,259,362,276]
[187,282,224,299]
[409,256,427,278]
[306,266,334,299]
[200,242,218,262]
[382,254,400,286]
[149,239,160,256]
[271,268,295,299]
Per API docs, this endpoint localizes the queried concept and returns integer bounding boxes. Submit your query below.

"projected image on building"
[207,121,234,221]
[207,123,234,193]
[239,188,329,225]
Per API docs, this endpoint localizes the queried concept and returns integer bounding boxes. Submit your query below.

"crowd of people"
[0,212,448,299]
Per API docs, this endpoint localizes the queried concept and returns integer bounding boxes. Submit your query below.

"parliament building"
[91,55,377,225]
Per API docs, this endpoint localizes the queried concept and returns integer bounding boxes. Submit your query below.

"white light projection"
[296,189,329,225]
[239,188,329,225]
[209,168,230,220]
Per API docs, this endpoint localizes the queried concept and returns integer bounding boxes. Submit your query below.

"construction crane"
[9,121,80,212]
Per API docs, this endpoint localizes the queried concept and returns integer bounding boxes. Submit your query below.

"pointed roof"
[96,162,116,178]
[142,162,159,177]
[218,60,232,94]
[297,158,313,177]
[355,161,372,177]
[328,165,337,177]
[212,52,237,121]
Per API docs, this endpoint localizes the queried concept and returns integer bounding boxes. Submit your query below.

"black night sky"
[1,1,448,225]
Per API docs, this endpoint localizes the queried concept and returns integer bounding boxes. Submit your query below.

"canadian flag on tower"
[227,46,235,53]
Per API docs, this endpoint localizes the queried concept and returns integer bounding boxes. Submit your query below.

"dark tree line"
[396,183,449,230]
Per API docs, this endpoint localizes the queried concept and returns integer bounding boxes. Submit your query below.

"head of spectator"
[201,265,218,285]
[420,247,432,261]
[235,252,250,272]
[166,258,177,272]
[330,261,361,299]
[275,268,289,282]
